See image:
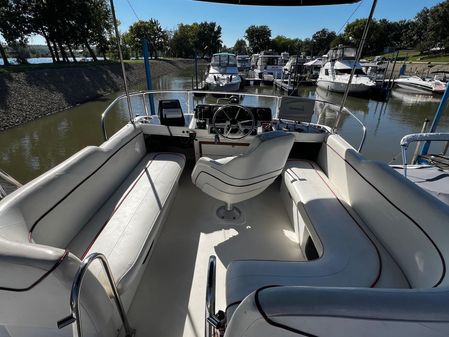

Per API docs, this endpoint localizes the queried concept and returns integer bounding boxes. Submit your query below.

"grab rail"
[400,132,449,178]
[100,89,367,151]
[205,255,216,337]
[57,253,135,337]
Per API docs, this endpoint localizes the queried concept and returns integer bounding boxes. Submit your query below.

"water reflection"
[1,67,448,184]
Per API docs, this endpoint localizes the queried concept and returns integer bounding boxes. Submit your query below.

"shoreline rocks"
[0,59,194,131]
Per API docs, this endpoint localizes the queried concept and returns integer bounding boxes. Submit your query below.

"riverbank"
[0,59,195,130]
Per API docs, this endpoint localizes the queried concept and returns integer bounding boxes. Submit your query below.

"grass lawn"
[371,50,449,63]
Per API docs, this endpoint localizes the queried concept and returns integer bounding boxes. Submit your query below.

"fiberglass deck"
[127,167,304,337]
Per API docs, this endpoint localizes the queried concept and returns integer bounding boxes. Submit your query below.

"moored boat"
[205,52,242,92]
[317,45,376,94]
[394,75,447,94]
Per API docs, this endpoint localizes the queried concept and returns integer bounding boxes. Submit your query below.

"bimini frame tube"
[337,0,377,136]
[110,0,133,122]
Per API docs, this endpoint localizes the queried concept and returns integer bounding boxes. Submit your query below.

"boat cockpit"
[2,88,449,337]
[2,0,449,336]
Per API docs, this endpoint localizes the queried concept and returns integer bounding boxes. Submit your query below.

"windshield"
[336,68,366,75]
[259,57,279,66]
[211,54,237,67]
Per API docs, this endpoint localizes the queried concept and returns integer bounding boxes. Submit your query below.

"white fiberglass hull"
[206,79,241,92]
[206,75,242,92]
[316,79,373,94]
[395,81,434,94]
[394,77,447,94]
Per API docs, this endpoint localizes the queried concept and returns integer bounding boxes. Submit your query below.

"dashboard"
[194,104,273,135]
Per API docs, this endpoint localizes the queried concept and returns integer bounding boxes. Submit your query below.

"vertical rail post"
[143,38,156,115]
[109,0,133,122]
[387,50,399,90]
[411,118,429,164]
[421,84,449,155]
[195,51,199,89]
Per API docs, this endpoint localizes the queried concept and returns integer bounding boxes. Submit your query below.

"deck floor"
[128,168,304,337]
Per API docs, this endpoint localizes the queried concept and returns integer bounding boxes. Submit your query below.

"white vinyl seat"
[191,131,295,218]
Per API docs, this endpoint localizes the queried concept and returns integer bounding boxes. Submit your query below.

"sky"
[29,0,444,47]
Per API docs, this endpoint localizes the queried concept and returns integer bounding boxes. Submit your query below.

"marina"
[1,69,448,189]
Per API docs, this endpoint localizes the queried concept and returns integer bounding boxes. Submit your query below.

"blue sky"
[29,0,443,46]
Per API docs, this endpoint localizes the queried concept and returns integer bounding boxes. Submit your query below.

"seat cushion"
[68,152,185,297]
[225,159,381,309]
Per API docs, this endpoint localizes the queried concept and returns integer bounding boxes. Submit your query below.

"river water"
[1,67,448,185]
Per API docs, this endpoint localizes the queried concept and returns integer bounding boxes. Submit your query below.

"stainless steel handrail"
[100,89,367,151]
[400,132,449,178]
[57,253,135,337]
[336,106,367,152]
[205,255,216,337]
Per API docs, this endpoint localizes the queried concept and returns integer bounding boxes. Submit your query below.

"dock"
[274,79,296,95]
[242,77,274,86]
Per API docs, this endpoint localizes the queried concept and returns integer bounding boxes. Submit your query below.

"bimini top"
[196,0,360,6]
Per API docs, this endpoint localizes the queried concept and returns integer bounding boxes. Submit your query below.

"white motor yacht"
[205,53,242,92]
[2,1,449,337]
[236,55,251,72]
[250,53,259,70]
[317,45,376,94]
[394,75,447,95]
[280,51,290,66]
[283,55,307,76]
[253,51,283,80]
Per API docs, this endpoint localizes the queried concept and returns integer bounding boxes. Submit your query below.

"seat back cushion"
[318,135,449,288]
[0,125,146,249]
[223,131,295,180]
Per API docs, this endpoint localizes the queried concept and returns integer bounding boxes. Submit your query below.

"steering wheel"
[212,104,256,139]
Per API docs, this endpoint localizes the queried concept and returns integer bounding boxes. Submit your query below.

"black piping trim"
[255,285,319,337]
[0,250,69,292]
[327,143,446,287]
[194,170,281,188]
[302,160,383,288]
[29,131,144,240]
[142,241,154,265]
[225,300,242,313]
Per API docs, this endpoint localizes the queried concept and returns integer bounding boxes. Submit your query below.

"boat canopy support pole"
[338,0,377,126]
[110,0,133,122]
[143,38,156,115]
[421,84,449,155]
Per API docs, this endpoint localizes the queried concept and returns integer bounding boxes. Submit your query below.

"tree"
[233,39,247,54]
[244,25,271,53]
[311,29,336,56]
[194,21,222,57]
[170,22,221,58]
[0,0,33,65]
[170,24,196,58]
[427,1,449,51]
[343,19,386,55]
[271,35,302,54]
[127,20,166,59]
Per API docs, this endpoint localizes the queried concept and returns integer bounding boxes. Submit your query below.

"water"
[1,67,448,186]
[0,57,104,65]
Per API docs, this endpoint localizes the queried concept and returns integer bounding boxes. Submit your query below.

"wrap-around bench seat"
[226,158,409,313]
[226,162,379,309]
